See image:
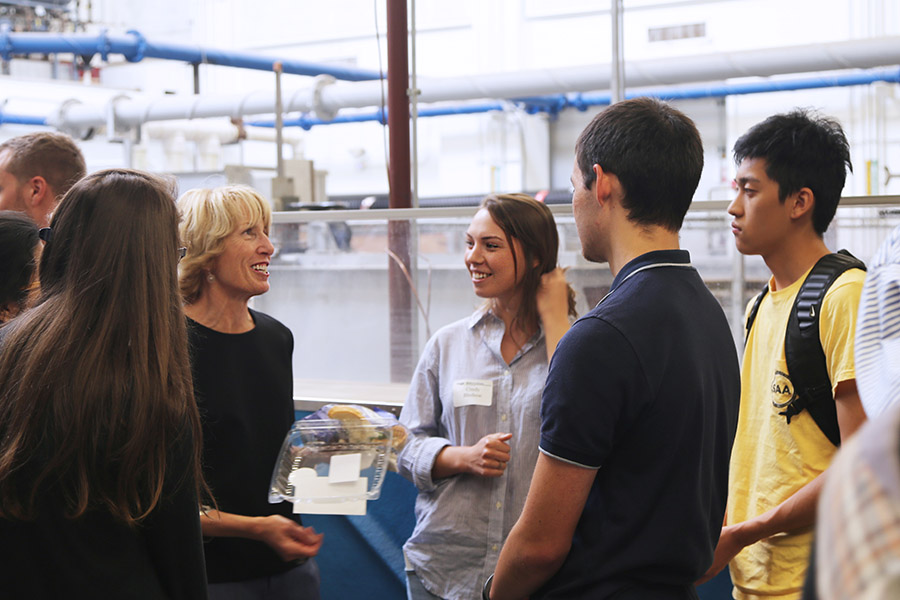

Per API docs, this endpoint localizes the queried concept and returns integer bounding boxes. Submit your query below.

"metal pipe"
[610,0,624,104]
[387,0,414,383]
[243,67,900,129]
[266,194,900,224]
[0,29,383,81]
[31,36,900,133]
[274,61,285,179]
[0,111,48,126]
[247,101,506,128]
[7,64,900,131]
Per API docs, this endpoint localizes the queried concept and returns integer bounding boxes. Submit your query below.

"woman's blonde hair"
[177,185,272,303]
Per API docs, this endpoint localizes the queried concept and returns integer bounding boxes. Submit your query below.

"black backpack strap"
[745,285,768,346]
[782,250,866,447]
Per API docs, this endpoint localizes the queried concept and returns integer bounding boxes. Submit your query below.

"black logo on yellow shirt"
[771,370,796,409]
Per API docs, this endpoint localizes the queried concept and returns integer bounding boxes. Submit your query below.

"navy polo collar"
[606,249,693,299]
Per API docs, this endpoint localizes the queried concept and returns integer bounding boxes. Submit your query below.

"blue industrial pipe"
[243,66,900,128]
[247,102,508,130]
[0,27,383,82]
[0,109,47,126]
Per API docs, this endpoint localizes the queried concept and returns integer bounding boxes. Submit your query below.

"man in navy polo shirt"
[489,97,740,600]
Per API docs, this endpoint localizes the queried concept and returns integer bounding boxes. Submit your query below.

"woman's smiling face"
[464,208,527,305]
[209,214,275,301]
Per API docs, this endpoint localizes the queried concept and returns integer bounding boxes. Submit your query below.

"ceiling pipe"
[5,38,900,133]
[0,110,47,126]
[0,27,382,82]
[6,67,899,130]
[31,36,900,134]
[239,67,900,129]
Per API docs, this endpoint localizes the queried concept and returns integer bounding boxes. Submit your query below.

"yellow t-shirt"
[727,267,865,600]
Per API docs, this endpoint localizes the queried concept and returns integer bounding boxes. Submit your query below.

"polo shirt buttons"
[492,544,498,551]
[501,414,508,422]
[495,501,502,509]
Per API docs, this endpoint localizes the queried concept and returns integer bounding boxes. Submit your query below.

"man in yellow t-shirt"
[697,109,868,599]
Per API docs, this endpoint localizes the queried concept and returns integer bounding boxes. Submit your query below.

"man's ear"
[592,164,611,206]
[592,164,623,209]
[789,187,815,221]
[25,175,51,208]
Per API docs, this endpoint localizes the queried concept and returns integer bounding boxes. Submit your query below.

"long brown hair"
[0,169,203,526]
[481,193,577,334]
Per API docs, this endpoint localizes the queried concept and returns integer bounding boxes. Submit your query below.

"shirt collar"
[467,304,493,329]
[467,305,544,353]
[609,249,691,290]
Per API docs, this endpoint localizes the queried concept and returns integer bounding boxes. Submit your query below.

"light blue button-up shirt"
[857,225,900,417]
[397,307,548,600]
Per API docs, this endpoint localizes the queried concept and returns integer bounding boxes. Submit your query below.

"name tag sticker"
[453,379,493,407]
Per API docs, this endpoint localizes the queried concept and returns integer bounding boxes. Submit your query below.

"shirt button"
[492,544,498,551]
[496,501,502,509]
[501,414,508,421]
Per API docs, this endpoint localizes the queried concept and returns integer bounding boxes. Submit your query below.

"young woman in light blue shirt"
[398,193,576,600]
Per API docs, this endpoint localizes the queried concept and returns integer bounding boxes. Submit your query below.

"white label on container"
[453,379,493,407]
[329,453,362,484]
[289,468,368,516]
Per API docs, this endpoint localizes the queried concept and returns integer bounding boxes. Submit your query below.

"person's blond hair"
[177,185,272,304]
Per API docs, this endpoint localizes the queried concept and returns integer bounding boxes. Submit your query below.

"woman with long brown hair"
[0,169,208,599]
[397,193,577,600]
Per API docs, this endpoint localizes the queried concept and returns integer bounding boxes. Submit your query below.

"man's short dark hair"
[733,109,851,235]
[575,97,703,232]
[0,132,87,200]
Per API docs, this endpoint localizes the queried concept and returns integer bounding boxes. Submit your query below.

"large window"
[251,197,900,402]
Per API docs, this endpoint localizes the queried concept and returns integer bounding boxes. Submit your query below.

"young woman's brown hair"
[480,193,577,336]
[0,168,203,525]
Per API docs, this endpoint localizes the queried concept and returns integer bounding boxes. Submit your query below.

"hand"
[535,267,571,323]
[255,515,324,562]
[465,432,513,478]
[696,524,747,585]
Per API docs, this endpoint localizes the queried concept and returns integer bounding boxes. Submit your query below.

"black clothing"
[188,309,301,584]
[537,250,741,599]
[0,425,208,599]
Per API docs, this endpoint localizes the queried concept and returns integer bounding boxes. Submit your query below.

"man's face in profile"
[0,150,28,214]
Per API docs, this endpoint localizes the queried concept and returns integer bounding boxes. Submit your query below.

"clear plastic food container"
[269,417,394,505]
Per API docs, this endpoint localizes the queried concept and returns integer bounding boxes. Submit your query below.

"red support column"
[387,0,414,382]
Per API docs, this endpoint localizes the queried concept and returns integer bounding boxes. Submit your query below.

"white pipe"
[611,0,624,104]
[144,120,242,144]
[39,36,900,132]
[143,119,303,142]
